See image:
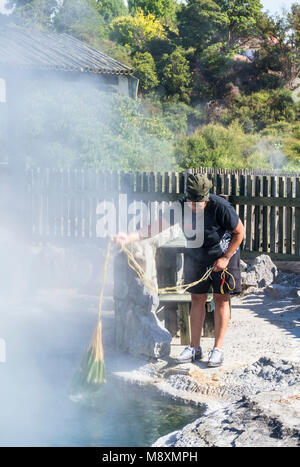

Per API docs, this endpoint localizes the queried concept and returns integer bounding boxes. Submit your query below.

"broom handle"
[97,240,112,325]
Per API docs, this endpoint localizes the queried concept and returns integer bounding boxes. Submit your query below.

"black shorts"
[184,249,242,295]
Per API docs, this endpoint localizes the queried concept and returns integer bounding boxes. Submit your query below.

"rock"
[241,254,277,293]
[153,382,300,447]
[265,284,300,300]
[240,259,248,272]
[114,241,172,359]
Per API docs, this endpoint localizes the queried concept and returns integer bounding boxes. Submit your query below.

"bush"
[5,79,175,171]
[109,9,165,50]
[159,47,192,103]
[133,51,159,91]
[223,89,298,132]
[174,123,260,169]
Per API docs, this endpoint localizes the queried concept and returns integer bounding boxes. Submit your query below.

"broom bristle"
[71,321,106,390]
[71,241,111,392]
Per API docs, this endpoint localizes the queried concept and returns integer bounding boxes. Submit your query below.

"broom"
[72,240,111,390]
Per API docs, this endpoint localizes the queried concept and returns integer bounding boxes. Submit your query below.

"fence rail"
[26,168,300,260]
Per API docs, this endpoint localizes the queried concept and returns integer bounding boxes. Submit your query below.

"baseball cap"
[186,173,213,202]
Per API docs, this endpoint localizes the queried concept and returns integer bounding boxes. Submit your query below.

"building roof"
[0,26,133,75]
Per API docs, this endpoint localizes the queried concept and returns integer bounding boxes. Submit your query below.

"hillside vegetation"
[1,0,299,171]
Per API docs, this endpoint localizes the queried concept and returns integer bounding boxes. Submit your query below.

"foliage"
[174,122,260,169]
[159,48,192,103]
[177,0,229,51]
[133,52,159,91]
[8,0,57,29]
[2,0,300,170]
[109,9,165,50]
[128,0,177,24]
[97,0,128,23]
[53,0,107,42]
[222,89,298,132]
[218,0,263,44]
[254,7,300,84]
[7,80,174,170]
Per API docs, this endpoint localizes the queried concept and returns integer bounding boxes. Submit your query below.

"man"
[114,173,245,367]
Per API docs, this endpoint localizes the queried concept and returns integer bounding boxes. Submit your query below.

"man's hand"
[212,256,230,272]
[113,231,140,246]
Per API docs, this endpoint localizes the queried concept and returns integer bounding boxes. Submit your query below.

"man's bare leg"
[190,293,208,348]
[213,293,231,349]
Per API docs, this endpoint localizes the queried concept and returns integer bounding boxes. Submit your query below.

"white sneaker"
[176,346,203,363]
[207,348,224,367]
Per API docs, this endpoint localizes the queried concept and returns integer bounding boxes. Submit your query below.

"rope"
[97,239,112,325]
[117,242,236,295]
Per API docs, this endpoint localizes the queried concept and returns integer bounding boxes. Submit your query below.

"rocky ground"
[109,266,300,447]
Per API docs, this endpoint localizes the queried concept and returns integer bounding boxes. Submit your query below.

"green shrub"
[133,51,159,91]
[224,89,298,132]
[174,123,258,169]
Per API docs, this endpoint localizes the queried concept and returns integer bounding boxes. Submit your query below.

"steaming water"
[0,297,204,447]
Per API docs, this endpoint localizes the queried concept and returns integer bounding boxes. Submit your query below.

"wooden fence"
[26,168,300,260]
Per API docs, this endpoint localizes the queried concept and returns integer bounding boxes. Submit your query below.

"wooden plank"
[216,173,222,195]
[254,176,261,251]
[241,250,300,261]
[69,169,76,238]
[178,303,190,345]
[286,177,293,254]
[245,175,253,251]
[262,176,269,251]
[295,178,300,256]
[143,172,149,192]
[62,169,69,238]
[228,196,300,207]
[278,177,284,254]
[270,176,277,253]
[157,172,163,193]
[238,175,246,233]
[149,172,155,193]
[179,172,185,194]
[231,173,237,210]
[164,172,170,194]
[224,173,229,195]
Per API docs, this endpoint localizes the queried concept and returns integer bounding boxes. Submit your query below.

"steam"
[254,138,290,170]
[0,6,179,446]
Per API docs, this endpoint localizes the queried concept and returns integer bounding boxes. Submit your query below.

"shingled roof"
[0,26,133,75]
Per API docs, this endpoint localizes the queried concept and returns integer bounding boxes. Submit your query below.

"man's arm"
[212,219,245,272]
[113,203,175,246]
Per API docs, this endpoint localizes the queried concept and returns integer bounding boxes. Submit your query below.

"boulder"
[113,240,172,359]
[241,254,278,293]
[265,284,300,300]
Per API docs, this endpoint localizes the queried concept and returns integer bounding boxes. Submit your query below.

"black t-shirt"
[178,194,239,264]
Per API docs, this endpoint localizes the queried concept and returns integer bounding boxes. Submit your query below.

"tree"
[53,0,106,43]
[174,122,260,169]
[128,0,177,24]
[97,0,128,23]
[177,0,229,52]
[160,47,192,102]
[133,52,159,91]
[217,0,263,45]
[254,9,300,85]
[223,89,298,132]
[8,0,57,28]
[109,9,165,50]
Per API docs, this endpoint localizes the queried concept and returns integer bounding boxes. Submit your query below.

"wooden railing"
[25,168,300,260]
